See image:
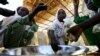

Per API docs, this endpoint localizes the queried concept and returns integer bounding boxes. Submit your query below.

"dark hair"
[17,6,29,14]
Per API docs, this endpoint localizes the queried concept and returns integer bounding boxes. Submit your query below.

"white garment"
[0,11,21,47]
[49,9,65,45]
[49,10,65,38]
[92,8,100,33]
[93,23,100,33]
[49,9,72,45]
[64,17,72,33]
[49,19,65,45]
[2,11,21,28]
[82,2,100,33]
[63,17,72,26]
[0,11,21,34]
[70,36,86,46]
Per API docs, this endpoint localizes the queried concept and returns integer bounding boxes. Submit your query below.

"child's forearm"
[28,3,47,22]
[0,7,15,17]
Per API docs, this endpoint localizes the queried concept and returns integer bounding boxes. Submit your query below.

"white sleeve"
[2,18,9,27]
[48,22,56,30]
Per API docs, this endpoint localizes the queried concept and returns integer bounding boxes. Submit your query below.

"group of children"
[0,0,100,54]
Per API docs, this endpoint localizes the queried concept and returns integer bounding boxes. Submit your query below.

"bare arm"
[48,30,60,53]
[28,3,47,22]
[18,3,47,25]
[67,12,100,41]
[73,0,79,17]
[0,0,8,5]
[0,7,15,17]
[78,12,100,30]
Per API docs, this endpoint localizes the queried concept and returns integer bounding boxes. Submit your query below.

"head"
[84,0,98,12]
[57,9,66,22]
[17,7,29,17]
[0,0,8,5]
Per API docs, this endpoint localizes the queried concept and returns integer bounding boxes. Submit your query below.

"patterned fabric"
[3,15,38,48]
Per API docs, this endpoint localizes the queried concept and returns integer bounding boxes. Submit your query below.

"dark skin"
[48,30,60,52]
[73,0,79,17]
[0,0,14,16]
[48,9,66,53]
[67,12,100,52]
[16,3,47,23]
[0,3,47,25]
[0,7,15,17]
[28,3,47,22]
[0,0,8,5]
[67,0,100,47]
[0,3,47,31]
[68,0,99,42]
[68,1,100,51]
[0,7,28,28]
[74,0,98,17]
[0,0,14,25]
[84,0,98,13]
[0,0,15,26]
[57,9,66,22]
[0,8,15,27]
[2,3,47,48]
[17,7,29,17]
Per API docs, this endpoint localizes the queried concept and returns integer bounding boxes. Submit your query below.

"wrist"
[74,6,78,9]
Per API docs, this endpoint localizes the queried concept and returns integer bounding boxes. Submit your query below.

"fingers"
[36,3,47,11]
[38,3,44,5]
[73,0,79,5]
[67,26,83,41]
[41,5,47,10]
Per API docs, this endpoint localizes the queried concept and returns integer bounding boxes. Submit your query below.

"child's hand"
[35,3,47,11]
[73,0,79,6]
